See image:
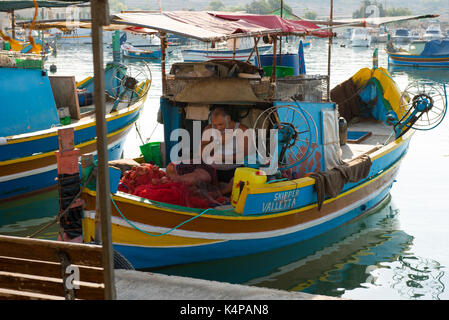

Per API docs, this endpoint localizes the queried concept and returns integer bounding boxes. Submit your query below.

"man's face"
[211,114,228,132]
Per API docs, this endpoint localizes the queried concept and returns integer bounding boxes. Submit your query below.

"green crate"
[140,142,163,166]
[262,66,294,78]
[15,58,43,69]
[60,116,71,125]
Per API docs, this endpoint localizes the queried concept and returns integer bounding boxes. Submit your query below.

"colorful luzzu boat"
[80,11,446,269]
[386,39,449,68]
[0,59,151,202]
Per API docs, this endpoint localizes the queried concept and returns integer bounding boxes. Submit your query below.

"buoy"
[50,64,57,73]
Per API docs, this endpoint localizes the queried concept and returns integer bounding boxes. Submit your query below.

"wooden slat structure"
[0,235,105,300]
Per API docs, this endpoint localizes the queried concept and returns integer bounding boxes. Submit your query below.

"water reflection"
[0,189,59,239]
[391,255,445,300]
[389,66,449,85]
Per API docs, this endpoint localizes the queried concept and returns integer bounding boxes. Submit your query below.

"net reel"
[109,62,152,111]
[386,80,447,139]
[253,104,317,172]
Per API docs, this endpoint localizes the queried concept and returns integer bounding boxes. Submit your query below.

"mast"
[90,0,116,300]
[10,10,15,39]
[279,0,283,62]
[326,0,333,102]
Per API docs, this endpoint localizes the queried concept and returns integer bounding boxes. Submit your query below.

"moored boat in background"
[386,39,449,68]
[0,58,151,202]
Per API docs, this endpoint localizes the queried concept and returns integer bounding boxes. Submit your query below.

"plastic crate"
[140,142,163,166]
[262,66,294,78]
[15,58,43,69]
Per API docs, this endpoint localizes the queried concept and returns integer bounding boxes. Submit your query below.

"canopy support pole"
[10,10,15,39]
[232,38,236,60]
[246,37,260,64]
[160,32,167,95]
[270,36,277,84]
[90,0,116,301]
[326,0,334,102]
[255,37,261,68]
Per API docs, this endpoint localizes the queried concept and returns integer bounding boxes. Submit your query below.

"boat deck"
[341,118,393,161]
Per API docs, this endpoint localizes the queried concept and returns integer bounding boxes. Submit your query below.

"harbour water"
[1,38,448,300]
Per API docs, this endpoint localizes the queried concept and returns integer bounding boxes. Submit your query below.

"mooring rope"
[110,195,220,237]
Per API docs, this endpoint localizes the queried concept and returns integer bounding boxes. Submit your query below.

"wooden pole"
[11,10,15,39]
[279,0,283,62]
[255,37,261,68]
[270,36,278,84]
[326,0,333,102]
[90,0,116,301]
[160,32,167,95]
[246,37,260,63]
[232,38,236,60]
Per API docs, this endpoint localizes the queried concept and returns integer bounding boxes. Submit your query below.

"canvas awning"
[0,0,88,12]
[20,10,331,41]
[112,11,332,42]
[19,19,157,34]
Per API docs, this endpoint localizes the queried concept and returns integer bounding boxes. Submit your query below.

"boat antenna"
[326,0,333,102]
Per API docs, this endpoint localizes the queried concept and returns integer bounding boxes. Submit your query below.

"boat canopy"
[112,11,331,42]
[420,40,449,56]
[0,0,88,11]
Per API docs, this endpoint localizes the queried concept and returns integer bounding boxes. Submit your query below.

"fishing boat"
[0,52,151,202]
[50,27,113,45]
[76,11,446,269]
[121,43,175,60]
[182,38,272,62]
[386,39,449,68]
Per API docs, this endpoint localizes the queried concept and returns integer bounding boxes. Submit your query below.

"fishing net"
[118,163,227,209]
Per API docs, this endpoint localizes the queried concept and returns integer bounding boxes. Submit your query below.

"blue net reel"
[109,62,152,111]
[253,104,318,171]
[388,81,447,139]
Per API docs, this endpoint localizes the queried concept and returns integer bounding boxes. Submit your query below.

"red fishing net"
[118,163,227,208]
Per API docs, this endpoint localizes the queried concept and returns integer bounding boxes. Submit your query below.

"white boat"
[121,32,161,49]
[409,30,422,41]
[423,25,443,41]
[350,28,371,47]
[182,38,272,62]
[50,28,113,45]
[392,29,411,44]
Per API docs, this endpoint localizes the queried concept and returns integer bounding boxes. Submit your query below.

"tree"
[245,0,292,15]
[384,7,413,16]
[304,9,317,20]
[207,0,225,11]
[109,0,127,13]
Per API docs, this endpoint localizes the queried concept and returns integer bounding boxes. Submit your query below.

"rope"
[110,195,220,237]
[27,167,96,239]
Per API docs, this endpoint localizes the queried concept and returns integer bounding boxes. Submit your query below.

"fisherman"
[166,107,249,195]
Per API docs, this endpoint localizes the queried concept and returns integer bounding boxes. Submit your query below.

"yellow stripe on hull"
[82,217,222,247]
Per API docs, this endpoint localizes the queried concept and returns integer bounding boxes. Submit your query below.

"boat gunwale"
[2,86,147,145]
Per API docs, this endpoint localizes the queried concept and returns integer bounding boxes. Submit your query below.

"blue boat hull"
[387,52,449,68]
[0,105,142,202]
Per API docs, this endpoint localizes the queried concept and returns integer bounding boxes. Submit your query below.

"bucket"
[140,142,163,166]
[257,53,300,76]
[262,66,294,78]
